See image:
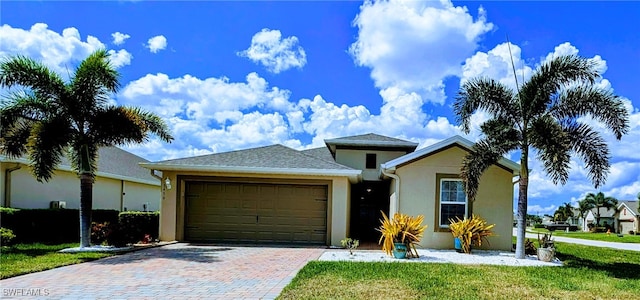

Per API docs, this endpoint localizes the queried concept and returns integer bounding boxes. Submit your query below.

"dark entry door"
[350,181,390,242]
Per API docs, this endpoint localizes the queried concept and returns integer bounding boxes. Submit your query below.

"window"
[365,153,377,169]
[438,178,467,228]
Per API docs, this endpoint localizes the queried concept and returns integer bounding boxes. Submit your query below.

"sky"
[1,0,639,215]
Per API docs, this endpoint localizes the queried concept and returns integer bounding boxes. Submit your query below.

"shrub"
[377,212,427,258]
[629,230,635,235]
[1,227,16,246]
[117,211,159,244]
[449,214,495,254]
[0,208,119,244]
[524,238,537,255]
[91,222,115,245]
[533,223,545,229]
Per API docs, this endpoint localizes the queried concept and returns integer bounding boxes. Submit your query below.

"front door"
[350,181,390,242]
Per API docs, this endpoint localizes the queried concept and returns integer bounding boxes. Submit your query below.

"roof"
[618,201,639,216]
[141,144,361,181]
[1,147,160,185]
[588,207,617,218]
[324,133,419,148]
[381,135,520,174]
[301,146,335,162]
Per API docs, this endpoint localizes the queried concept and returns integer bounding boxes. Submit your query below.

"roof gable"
[381,135,520,174]
[617,201,639,216]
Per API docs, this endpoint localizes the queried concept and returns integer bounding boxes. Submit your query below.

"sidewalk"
[512,228,640,252]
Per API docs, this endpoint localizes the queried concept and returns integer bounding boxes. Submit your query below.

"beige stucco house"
[142,133,519,250]
[615,201,639,234]
[1,147,161,211]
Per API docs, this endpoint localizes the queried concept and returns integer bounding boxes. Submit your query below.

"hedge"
[0,208,119,244]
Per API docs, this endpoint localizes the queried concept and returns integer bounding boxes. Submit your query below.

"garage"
[184,181,328,244]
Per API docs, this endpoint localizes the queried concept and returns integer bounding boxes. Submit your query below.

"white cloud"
[0,23,131,74]
[238,28,306,74]
[350,0,493,105]
[111,32,131,45]
[107,49,132,68]
[146,35,167,53]
[527,204,557,216]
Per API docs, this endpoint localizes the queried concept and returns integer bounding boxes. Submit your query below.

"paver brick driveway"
[1,243,325,299]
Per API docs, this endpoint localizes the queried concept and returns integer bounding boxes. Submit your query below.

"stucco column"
[330,178,350,246]
[159,172,177,241]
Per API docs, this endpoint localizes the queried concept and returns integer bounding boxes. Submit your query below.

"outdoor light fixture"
[165,177,172,190]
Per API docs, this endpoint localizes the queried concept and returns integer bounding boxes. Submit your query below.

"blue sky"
[2,0,639,215]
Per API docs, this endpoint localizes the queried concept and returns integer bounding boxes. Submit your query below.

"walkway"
[513,228,640,252]
[0,243,324,299]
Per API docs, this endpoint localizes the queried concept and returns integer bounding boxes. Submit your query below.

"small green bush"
[1,227,17,246]
[117,211,159,244]
[533,223,545,229]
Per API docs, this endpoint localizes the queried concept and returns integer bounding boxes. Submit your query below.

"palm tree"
[583,192,618,227]
[0,50,173,248]
[577,198,595,229]
[454,54,629,259]
[553,202,574,222]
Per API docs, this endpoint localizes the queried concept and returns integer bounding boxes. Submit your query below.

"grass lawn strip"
[278,242,640,300]
[529,228,640,243]
[0,243,113,279]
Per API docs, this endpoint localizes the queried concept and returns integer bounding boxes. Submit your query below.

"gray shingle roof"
[590,207,617,218]
[1,147,158,183]
[619,201,639,215]
[152,144,354,170]
[324,133,418,148]
[301,146,335,162]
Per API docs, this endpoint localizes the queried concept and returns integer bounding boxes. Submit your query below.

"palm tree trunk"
[79,173,93,248]
[515,149,529,259]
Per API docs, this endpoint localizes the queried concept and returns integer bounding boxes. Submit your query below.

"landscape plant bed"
[278,242,640,300]
[0,243,114,279]
[529,228,640,243]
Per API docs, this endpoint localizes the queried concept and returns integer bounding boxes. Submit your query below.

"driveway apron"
[1,243,324,299]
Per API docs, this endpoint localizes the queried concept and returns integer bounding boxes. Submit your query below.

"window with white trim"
[439,178,467,227]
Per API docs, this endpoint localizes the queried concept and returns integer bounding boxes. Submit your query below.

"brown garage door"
[185,181,328,244]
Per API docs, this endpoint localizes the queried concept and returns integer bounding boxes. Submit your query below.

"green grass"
[278,242,640,300]
[0,243,113,279]
[529,228,640,243]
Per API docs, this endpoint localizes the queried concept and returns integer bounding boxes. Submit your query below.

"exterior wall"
[157,170,352,246]
[394,146,514,250]
[6,164,159,211]
[335,149,407,181]
[123,181,161,211]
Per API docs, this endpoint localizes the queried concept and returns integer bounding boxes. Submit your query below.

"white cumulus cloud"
[146,35,167,53]
[350,0,493,105]
[0,23,131,74]
[238,28,307,74]
[111,32,131,45]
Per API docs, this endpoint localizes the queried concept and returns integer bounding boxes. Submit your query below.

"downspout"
[4,164,22,207]
[381,167,400,216]
[120,180,125,211]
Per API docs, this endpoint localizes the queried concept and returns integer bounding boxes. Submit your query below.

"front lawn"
[278,242,640,299]
[0,243,113,279]
[529,228,640,243]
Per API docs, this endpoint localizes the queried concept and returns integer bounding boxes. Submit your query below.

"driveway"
[1,243,325,299]
[513,228,640,252]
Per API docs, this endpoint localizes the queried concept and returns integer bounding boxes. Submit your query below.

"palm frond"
[88,106,173,146]
[70,49,120,114]
[521,55,601,120]
[454,77,519,133]
[553,84,629,139]
[0,55,65,97]
[460,137,513,201]
[565,123,610,188]
[528,115,571,185]
[25,116,73,182]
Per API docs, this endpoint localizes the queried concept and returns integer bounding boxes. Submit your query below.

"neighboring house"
[142,133,519,250]
[567,208,581,227]
[614,201,639,234]
[1,147,161,211]
[583,207,616,231]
